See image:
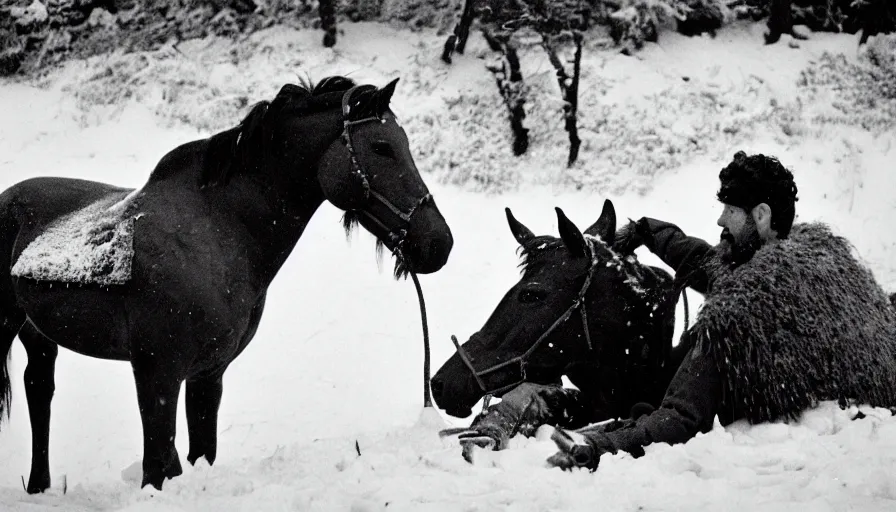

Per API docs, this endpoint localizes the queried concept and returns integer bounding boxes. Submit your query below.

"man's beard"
[718,216,764,267]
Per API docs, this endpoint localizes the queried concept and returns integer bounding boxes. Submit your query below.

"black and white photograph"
[0,0,895,509]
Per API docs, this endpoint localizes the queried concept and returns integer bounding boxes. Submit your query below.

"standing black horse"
[432,200,687,431]
[0,75,453,492]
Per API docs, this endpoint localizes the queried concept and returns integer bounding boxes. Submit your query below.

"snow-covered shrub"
[797,33,896,133]
[675,0,728,37]
[864,32,896,97]
[608,0,689,54]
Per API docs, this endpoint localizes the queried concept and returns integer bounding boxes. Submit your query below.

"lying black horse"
[432,200,689,439]
[0,76,453,492]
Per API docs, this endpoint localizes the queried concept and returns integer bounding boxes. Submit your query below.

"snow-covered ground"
[0,20,895,511]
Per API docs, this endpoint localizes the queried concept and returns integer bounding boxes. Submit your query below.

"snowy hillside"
[0,19,895,511]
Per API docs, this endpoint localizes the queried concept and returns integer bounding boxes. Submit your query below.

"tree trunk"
[320,0,337,47]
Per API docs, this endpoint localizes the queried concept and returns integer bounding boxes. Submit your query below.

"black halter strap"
[450,238,604,396]
[449,239,681,404]
[339,85,432,250]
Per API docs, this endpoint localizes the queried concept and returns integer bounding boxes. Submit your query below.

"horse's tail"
[0,330,12,425]
[0,184,24,427]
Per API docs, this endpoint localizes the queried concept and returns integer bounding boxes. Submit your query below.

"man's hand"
[546,428,599,471]
[613,218,650,254]
[440,383,575,463]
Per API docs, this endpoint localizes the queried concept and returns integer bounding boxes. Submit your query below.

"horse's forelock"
[517,236,562,275]
[344,85,386,120]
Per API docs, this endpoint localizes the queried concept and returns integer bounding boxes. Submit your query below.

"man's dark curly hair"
[717,151,799,238]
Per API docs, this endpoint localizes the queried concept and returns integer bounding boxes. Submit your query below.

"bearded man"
[543,150,896,469]
[452,151,896,470]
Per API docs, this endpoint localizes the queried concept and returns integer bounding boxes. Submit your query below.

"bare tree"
[442,0,591,166]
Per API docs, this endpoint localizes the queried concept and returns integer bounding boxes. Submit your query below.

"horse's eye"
[371,141,395,158]
[519,288,546,304]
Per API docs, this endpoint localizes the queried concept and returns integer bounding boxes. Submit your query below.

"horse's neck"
[569,291,671,419]
[208,142,338,285]
[563,363,620,422]
[203,114,341,285]
[213,172,326,282]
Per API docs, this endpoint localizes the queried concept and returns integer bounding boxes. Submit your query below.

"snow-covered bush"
[607,0,689,54]
[864,32,896,98]
[797,33,896,133]
[675,0,728,37]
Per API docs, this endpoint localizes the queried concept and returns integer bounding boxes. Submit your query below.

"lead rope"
[409,270,433,408]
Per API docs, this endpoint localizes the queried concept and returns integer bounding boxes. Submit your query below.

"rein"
[339,85,434,407]
[449,239,689,403]
[409,271,433,407]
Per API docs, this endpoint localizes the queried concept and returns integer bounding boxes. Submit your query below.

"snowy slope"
[0,20,894,511]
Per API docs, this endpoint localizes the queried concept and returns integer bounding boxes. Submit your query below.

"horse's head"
[310,78,452,276]
[199,76,451,276]
[431,200,674,418]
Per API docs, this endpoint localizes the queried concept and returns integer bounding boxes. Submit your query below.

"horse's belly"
[15,280,130,361]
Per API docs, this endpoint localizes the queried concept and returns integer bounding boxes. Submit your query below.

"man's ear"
[752,203,775,239]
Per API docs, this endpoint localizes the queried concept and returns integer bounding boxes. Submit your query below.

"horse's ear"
[505,207,534,246]
[556,207,587,258]
[584,199,617,244]
[376,77,400,114]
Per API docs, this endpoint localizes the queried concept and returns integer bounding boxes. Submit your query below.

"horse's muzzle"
[431,347,482,418]
[401,201,453,274]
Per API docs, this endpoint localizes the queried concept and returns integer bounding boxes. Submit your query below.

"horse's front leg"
[19,323,56,494]
[186,372,224,466]
[131,352,183,490]
[186,294,265,466]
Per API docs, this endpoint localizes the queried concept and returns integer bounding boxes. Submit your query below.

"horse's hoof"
[140,469,179,491]
[25,481,49,494]
[187,449,216,467]
[141,475,164,491]
[141,452,183,490]
[26,472,50,494]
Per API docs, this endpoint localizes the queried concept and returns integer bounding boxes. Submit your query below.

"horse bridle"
[449,238,686,401]
[340,85,431,251]
[450,238,604,397]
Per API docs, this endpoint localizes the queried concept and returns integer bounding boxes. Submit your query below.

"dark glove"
[457,423,506,463]
[440,383,573,463]
[613,217,651,255]
[546,428,599,471]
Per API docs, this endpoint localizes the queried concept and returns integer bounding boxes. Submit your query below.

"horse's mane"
[516,233,670,297]
[199,75,385,188]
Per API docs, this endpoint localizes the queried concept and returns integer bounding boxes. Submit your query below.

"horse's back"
[1,177,133,259]
[0,178,136,359]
